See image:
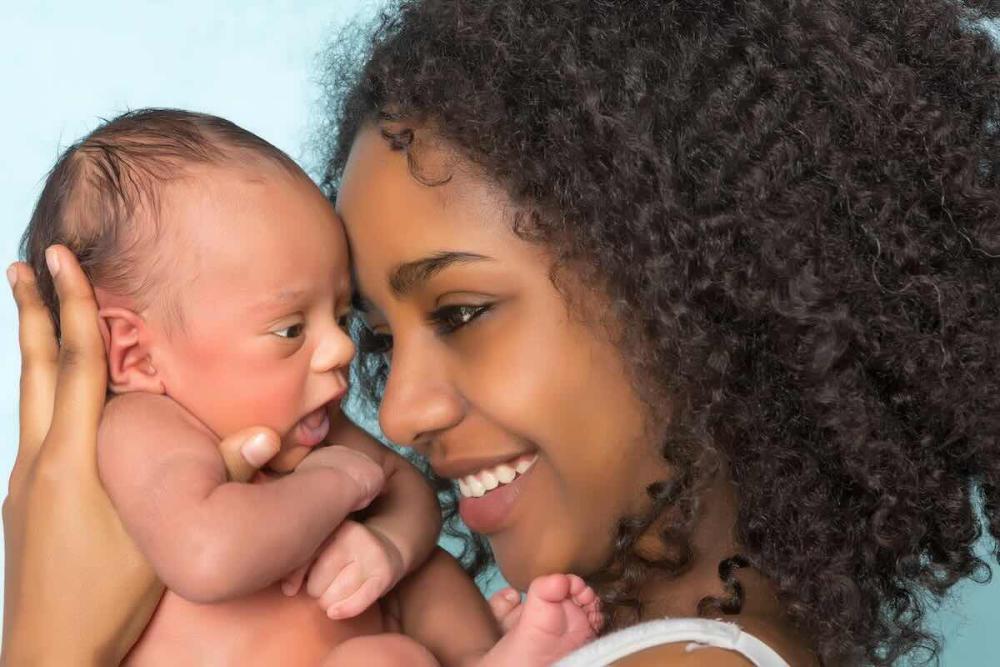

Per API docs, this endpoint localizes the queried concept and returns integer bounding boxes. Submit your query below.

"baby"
[22,109,600,666]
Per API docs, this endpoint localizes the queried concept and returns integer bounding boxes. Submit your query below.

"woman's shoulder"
[557,617,795,667]
[611,642,754,666]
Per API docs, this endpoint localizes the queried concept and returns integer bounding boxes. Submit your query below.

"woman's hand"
[2,246,282,665]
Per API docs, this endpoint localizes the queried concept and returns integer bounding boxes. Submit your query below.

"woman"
[6,0,1000,664]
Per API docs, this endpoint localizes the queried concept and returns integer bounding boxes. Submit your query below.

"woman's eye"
[430,304,491,334]
[274,323,304,339]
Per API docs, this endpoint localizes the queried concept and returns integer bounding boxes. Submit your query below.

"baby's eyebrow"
[253,288,308,311]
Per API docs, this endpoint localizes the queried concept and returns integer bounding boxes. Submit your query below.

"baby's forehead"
[159,159,331,247]
[156,161,348,292]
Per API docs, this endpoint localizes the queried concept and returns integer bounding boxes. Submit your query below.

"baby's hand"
[295,445,385,511]
[287,520,405,619]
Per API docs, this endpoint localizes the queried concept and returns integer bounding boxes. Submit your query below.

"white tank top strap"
[554,617,791,667]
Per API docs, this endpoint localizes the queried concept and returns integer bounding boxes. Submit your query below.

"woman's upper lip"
[431,451,536,480]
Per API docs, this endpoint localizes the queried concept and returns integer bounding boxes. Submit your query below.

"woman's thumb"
[219,427,280,482]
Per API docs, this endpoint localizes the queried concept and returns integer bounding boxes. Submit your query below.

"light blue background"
[0,3,995,663]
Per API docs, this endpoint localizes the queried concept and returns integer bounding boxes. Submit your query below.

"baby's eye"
[274,323,304,339]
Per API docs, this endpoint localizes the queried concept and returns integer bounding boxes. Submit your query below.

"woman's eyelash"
[429,304,491,335]
[358,304,492,356]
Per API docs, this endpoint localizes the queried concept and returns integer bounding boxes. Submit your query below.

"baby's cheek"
[241,373,307,432]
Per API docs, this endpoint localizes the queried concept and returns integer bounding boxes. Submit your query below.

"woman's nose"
[310,324,356,374]
[378,339,463,451]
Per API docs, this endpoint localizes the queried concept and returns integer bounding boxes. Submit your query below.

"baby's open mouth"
[289,405,331,449]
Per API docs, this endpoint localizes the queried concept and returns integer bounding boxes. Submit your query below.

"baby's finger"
[9,262,58,467]
[45,246,107,460]
[282,563,310,597]
[304,525,359,599]
[218,427,281,483]
[325,577,386,619]
[316,560,365,609]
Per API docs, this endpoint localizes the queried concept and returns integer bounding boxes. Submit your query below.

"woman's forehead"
[336,126,525,272]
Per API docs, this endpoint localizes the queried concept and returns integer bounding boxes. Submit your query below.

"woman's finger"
[9,262,58,469]
[44,245,108,461]
[218,427,281,483]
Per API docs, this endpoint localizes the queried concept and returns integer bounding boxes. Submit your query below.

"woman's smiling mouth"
[456,453,538,498]
[449,453,539,533]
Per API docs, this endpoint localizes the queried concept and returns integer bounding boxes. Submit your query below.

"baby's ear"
[99,307,165,395]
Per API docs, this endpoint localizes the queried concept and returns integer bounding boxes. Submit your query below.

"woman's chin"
[490,529,608,591]
[491,539,565,591]
[492,557,533,592]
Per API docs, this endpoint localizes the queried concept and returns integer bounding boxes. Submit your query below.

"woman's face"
[336,126,668,588]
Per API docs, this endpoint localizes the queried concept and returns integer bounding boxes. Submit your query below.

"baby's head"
[23,109,355,471]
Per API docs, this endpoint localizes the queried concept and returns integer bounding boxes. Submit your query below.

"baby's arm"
[97,393,383,604]
[389,548,501,667]
[332,413,441,576]
[290,412,442,616]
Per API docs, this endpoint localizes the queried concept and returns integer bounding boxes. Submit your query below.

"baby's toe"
[526,573,572,603]
[489,587,523,624]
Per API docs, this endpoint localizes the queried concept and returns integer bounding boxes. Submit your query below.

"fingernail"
[505,590,520,603]
[242,433,277,467]
[6,264,17,289]
[45,247,60,277]
[281,581,296,596]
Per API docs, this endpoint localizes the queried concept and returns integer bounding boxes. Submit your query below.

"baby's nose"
[310,325,356,373]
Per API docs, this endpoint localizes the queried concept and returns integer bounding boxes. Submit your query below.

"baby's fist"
[296,445,384,510]
[305,520,404,619]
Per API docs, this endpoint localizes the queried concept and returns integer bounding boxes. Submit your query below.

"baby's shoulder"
[101,393,213,448]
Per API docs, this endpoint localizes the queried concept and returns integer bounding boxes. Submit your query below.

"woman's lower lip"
[457,462,536,534]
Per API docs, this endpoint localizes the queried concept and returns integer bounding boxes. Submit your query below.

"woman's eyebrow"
[388,251,492,297]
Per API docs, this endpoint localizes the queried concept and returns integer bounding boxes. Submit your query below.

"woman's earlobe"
[98,306,165,395]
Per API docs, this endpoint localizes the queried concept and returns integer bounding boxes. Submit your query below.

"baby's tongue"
[290,406,330,448]
[303,408,326,429]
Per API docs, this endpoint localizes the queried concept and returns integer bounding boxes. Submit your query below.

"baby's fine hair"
[21,108,306,335]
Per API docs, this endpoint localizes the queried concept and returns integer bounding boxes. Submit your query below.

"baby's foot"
[488,587,522,633]
[481,574,602,667]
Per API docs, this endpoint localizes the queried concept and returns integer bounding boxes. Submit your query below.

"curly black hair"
[320,1,1000,664]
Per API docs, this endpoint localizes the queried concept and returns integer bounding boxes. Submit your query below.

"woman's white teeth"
[495,464,516,484]
[457,455,537,498]
[480,470,499,491]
